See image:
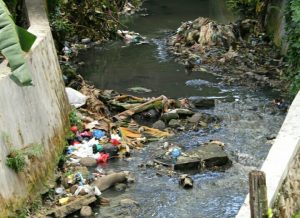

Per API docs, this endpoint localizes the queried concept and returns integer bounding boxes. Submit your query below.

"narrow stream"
[77,1,285,217]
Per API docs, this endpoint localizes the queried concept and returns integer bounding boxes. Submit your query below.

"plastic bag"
[65,87,88,108]
[97,153,109,163]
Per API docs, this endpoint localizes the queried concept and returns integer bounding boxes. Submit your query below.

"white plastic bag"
[65,87,88,108]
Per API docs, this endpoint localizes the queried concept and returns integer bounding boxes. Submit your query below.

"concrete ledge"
[236,91,300,217]
[0,0,69,216]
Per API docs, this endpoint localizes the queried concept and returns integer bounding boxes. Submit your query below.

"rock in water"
[80,206,92,217]
[152,120,166,130]
[115,183,127,192]
[187,113,203,123]
[80,157,97,167]
[179,174,194,189]
[168,119,181,128]
[161,112,179,122]
[189,97,215,108]
[120,199,139,207]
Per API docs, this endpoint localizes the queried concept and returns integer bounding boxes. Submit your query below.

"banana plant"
[0,0,36,85]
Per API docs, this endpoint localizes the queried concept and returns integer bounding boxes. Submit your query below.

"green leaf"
[16,26,37,52]
[0,0,35,85]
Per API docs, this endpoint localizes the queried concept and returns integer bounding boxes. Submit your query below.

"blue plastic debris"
[93,130,105,139]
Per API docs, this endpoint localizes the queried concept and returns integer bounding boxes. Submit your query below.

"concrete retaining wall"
[265,0,288,53]
[0,0,69,216]
[236,91,300,217]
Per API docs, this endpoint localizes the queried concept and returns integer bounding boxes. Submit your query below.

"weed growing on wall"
[69,108,83,129]
[5,142,44,173]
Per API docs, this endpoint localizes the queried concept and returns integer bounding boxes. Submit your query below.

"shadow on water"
[76,1,285,217]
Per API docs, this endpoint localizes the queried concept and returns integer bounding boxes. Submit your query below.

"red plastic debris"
[97,153,109,163]
[72,141,81,145]
[110,139,121,146]
[71,126,78,133]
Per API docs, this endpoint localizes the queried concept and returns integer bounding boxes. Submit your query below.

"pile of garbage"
[168,17,287,90]
[38,73,225,216]
[121,1,142,15]
[117,30,148,44]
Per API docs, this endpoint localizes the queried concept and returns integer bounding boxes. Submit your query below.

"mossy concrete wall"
[265,0,288,53]
[0,0,69,216]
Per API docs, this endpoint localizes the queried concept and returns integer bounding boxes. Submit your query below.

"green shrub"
[284,0,300,96]
[227,0,259,17]
[48,0,127,43]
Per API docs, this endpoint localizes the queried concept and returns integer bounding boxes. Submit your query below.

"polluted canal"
[75,0,286,217]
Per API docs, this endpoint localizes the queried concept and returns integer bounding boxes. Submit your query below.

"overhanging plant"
[0,0,36,85]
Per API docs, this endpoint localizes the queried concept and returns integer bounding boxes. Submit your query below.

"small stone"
[70,185,79,194]
[189,97,215,108]
[163,142,169,149]
[125,172,136,183]
[187,113,203,123]
[179,174,194,189]
[152,120,166,130]
[120,199,139,207]
[80,206,92,217]
[99,197,110,206]
[115,183,127,192]
[146,160,155,167]
[80,157,97,167]
[161,112,179,122]
[168,119,181,128]
[199,121,208,128]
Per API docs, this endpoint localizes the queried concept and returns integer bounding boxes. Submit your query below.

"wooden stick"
[249,170,268,218]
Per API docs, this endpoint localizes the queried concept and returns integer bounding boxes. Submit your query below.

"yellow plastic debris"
[59,197,69,205]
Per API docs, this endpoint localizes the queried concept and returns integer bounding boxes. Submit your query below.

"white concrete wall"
[236,91,300,217]
[0,0,69,216]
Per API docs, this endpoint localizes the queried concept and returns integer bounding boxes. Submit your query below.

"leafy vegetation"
[227,0,259,17]
[6,148,26,172]
[69,108,83,128]
[6,143,44,172]
[0,0,36,85]
[284,0,300,95]
[226,0,269,27]
[48,0,128,45]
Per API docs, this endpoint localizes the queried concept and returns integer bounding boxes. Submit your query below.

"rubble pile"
[168,17,287,90]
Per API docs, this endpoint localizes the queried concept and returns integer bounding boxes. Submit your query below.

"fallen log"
[113,95,168,121]
[92,172,127,191]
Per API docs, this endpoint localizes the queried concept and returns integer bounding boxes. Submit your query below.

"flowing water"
[77,1,285,217]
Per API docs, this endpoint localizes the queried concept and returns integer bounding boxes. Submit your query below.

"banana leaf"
[0,0,36,85]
